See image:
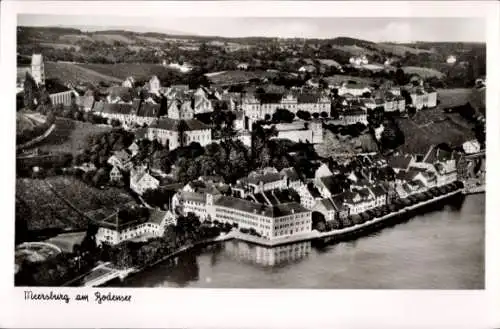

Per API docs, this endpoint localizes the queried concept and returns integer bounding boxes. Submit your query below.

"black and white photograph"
[2,1,500,328]
[13,14,488,289]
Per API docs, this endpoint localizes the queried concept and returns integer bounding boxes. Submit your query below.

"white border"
[1,1,499,329]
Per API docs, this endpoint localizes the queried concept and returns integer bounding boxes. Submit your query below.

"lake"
[110,194,485,289]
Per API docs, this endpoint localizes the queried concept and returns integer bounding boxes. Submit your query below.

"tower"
[31,54,45,86]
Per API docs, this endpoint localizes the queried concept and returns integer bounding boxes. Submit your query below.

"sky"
[18,15,486,43]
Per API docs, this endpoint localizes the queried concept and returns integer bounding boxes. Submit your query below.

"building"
[337,82,372,97]
[107,150,133,171]
[237,62,249,70]
[407,86,438,110]
[167,99,195,120]
[262,120,323,144]
[236,170,287,195]
[49,90,74,106]
[130,171,160,195]
[95,207,176,245]
[462,140,481,154]
[410,145,458,186]
[339,108,368,125]
[280,167,302,190]
[173,190,209,220]
[149,76,161,94]
[122,76,135,88]
[193,88,214,114]
[109,166,123,184]
[208,194,312,240]
[297,183,323,209]
[147,118,212,150]
[242,92,331,120]
[313,198,337,222]
[298,65,316,73]
[76,95,95,112]
[369,184,388,207]
[387,154,415,173]
[31,54,45,86]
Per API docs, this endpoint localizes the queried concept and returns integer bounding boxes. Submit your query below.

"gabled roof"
[280,167,300,181]
[318,198,336,211]
[148,209,168,225]
[297,93,320,103]
[370,185,386,197]
[137,103,161,117]
[102,103,135,115]
[387,154,414,170]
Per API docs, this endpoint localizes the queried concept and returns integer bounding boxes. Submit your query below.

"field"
[40,42,81,51]
[323,75,375,86]
[135,35,165,43]
[46,176,136,216]
[401,66,444,79]
[331,45,376,56]
[205,70,267,85]
[59,34,94,43]
[376,43,434,56]
[437,88,474,109]
[16,178,86,230]
[395,108,475,154]
[77,63,177,80]
[91,33,136,44]
[36,118,112,155]
[45,61,122,85]
[16,176,137,231]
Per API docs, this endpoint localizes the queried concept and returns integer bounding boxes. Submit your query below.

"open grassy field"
[91,33,136,44]
[376,43,434,56]
[36,118,112,155]
[46,176,136,215]
[40,42,81,51]
[395,108,475,154]
[16,178,86,230]
[437,88,474,109]
[59,34,94,43]
[401,66,445,79]
[324,75,376,86]
[331,45,376,56]
[205,70,267,85]
[45,61,122,85]
[77,63,177,80]
[136,35,165,43]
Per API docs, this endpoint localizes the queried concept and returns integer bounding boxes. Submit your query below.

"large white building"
[95,208,176,246]
[147,118,212,150]
[261,120,323,144]
[242,92,331,120]
[31,54,45,86]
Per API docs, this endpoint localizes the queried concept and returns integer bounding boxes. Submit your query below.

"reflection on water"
[224,240,311,267]
[112,194,484,289]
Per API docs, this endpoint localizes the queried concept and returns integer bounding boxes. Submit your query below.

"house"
[338,82,372,97]
[313,198,337,222]
[95,207,176,245]
[128,142,140,157]
[298,65,317,73]
[237,171,287,194]
[130,171,160,195]
[315,163,333,179]
[193,91,214,114]
[167,99,195,120]
[387,154,415,173]
[76,95,95,112]
[109,166,123,184]
[122,76,135,88]
[341,189,375,215]
[339,108,368,125]
[369,184,387,207]
[149,76,161,95]
[315,175,345,198]
[107,150,133,171]
[147,118,212,150]
[280,167,302,190]
[297,183,322,209]
[237,62,249,70]
[31,53,46,86]
[462,140,481,154]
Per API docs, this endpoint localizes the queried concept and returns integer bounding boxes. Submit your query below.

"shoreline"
[97,188,467,286]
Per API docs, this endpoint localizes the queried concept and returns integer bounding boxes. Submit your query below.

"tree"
[272,108,295,123]
[296,110,311,121]
[320,111,328,118]
[312,112,320,119]
[23,72,38,110]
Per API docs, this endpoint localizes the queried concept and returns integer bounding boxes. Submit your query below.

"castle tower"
[31,54,45,86]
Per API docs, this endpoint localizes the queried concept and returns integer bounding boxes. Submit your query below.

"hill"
[401,66,445,79]
[76,63,183,82]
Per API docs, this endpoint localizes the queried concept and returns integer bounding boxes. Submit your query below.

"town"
[15,26,486,287]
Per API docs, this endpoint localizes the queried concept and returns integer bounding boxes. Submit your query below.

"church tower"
[31,54,45,86]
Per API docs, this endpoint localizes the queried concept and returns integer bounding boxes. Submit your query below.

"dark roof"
[137,103,161,117]
[424,145,454,164]
[370,185,387,197]
[297,93,320,103]
[148,209,168,225]
[307,183,322,198]
[281,167,300,181]
[214,195,308,218]
[149,118,210,131]
[331,194,348,211]
[257,92,284,104]
[92,101,105,112]
[318,198,336,211]
[343,108,366,116]
[108,86,133,99]
[241,172,283,186]
[102,103,135,115]
[387,155,414,170]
